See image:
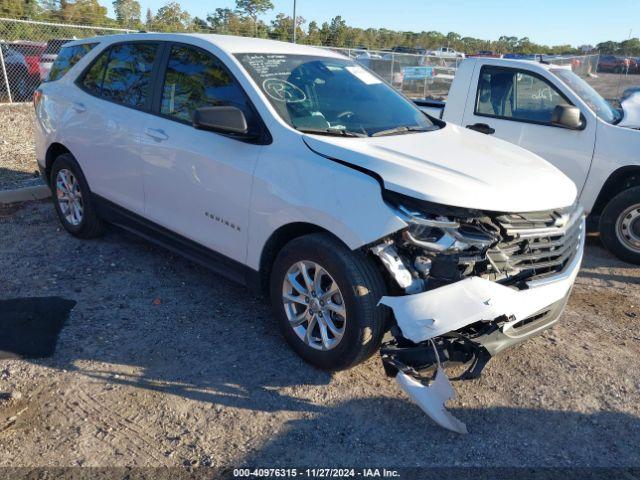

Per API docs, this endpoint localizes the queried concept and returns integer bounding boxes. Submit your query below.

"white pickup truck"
[416,58,640,263]
[428,46,465,58]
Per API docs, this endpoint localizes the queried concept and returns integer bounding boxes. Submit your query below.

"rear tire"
[600,186,640,264]
[269,233,388,370]
[50,153,105,239]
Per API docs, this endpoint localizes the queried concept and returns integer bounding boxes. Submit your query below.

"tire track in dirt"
[64,387,168,465]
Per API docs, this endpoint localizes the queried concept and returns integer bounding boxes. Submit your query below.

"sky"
[112,0,639,47]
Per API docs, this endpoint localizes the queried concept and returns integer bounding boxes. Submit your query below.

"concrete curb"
[0,184,50,204]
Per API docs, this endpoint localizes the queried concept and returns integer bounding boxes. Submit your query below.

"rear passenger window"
[80,48,109,95]
[79,42,159,109]
[160,44,258,129]
[101,43,158,109]
[47,43,96,82]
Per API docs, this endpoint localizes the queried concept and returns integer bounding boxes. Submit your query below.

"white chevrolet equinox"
[35,34,585,388]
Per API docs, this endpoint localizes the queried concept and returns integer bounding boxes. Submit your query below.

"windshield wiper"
[371,125,434,137]
[295,127,366,138]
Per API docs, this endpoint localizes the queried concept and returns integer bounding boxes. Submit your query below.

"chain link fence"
[0,17,133,103]
[0,16,617,105]
[320,47,463,100]
[544,54,600,77]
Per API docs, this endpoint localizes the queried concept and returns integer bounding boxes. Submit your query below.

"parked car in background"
[0,43,32,101]
[468,50,501,58]
[597,55,636,73]
[416,56,640,263]
[503,53,544,61]
[428,46,465,58]
[391,46,427,55]
[35,34,583,431]
[39,38,73,81]
[3,41,45,84]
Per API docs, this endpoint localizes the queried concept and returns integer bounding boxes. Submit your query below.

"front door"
[461,64,596,192]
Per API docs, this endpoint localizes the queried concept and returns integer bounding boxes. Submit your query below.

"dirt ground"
[0,200,639,468]
[0,104,41,190]
[585,72,640,102]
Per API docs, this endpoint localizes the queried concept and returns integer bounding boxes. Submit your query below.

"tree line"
[1,0,639,56]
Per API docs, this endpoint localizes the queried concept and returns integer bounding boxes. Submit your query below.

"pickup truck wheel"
[600,186,640,264]
[270,233,388,370]
[50,154,105,239]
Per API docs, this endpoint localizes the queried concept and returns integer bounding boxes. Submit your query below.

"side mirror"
[193,106,249,135]
[551,105,584,130]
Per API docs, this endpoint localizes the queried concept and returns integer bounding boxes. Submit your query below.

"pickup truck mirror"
[551,105,584,130]
[193,106,249,135]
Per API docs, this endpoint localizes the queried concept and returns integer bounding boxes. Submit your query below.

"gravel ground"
[585,72,640,102]
[0,200,639,468]
[0,104,41,190]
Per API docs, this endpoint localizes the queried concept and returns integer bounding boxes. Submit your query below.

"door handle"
[144,128,169,142]
[72,102,86,113]
[466,123,495,135]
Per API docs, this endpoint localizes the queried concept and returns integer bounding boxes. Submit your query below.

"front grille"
[486,206,583,281]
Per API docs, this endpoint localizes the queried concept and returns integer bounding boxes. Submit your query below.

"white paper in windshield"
[345,66,382,85]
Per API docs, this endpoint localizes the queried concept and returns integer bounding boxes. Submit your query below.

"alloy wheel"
[282,260,347,351]
[55,168,84,226]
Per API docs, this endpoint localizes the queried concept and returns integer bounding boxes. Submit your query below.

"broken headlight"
[388,196,498,254]
[373,191,503,292]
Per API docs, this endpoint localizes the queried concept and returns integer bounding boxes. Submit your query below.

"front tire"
[600,186,640,264]
[50,153,105,239]
[270,233,388,370]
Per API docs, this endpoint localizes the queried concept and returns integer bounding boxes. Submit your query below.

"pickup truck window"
[476,66,571,125]
[551,68,621,124]
[236,53,435,137]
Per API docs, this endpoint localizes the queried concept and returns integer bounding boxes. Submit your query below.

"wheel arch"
[45,142,73,182]
[591,166,640,219]
[257,222,352,295]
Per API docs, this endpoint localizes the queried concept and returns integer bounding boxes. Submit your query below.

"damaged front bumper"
[381,214,584,354]
[377,216,585,432]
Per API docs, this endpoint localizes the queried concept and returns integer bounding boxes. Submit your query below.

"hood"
[618,92,640,129]
[302,123,577,213]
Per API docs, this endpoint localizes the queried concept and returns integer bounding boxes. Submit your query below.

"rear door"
[65,41,162,214]
[140,42,265,264]
[461,63,596,192]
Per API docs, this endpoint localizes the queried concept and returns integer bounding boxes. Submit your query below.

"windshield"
[236,54,435,137]
[551,68,622,124]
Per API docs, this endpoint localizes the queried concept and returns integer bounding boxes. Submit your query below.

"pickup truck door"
[460,63,596,192]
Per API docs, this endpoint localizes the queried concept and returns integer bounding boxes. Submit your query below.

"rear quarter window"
[47,43,97,82]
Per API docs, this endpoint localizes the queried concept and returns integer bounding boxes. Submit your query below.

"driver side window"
[160,44,258,134]
[476,66,570,125]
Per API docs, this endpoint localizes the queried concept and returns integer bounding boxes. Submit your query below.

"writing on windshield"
[236,53,434,137]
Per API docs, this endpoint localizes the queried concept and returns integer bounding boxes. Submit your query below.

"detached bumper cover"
[380,217,585,345]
